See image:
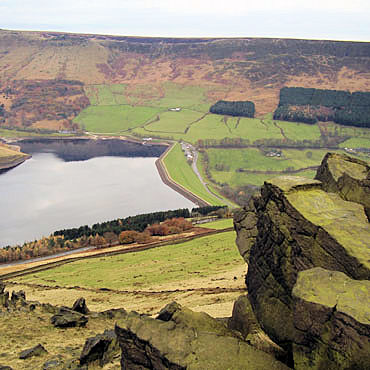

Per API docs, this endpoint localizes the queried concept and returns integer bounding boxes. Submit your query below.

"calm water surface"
[0,153,194,246]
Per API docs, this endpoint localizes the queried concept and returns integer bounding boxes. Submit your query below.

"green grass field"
[145,109,205,134]
[233,117,284,142]
[276,120,322,141]
[154,82,211,111]
[339,137,370,148]
[74,105,161,133]
[163,143,225,206]
[73,81,370,204]
[14,231,241,290]
[205,148,346,187]
[197,218,234,230]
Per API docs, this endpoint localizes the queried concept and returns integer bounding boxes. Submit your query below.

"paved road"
[0,246,93,268]
[183,142,234,208]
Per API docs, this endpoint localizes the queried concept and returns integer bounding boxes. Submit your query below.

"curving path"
[185,142,234,208]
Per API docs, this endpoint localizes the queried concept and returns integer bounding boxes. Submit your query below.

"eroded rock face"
[233,197,258,262]
[245,176,369,347]
[115,304,290,370]
[292,268,370,369]
[233,153,370,369]
[315,152,370,220]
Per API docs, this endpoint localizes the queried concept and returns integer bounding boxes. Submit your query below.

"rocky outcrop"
[233,153,370,369]
[246,176,369,346]
[292,268,370,369]
[315,152,370,220]
[115,303,290,370]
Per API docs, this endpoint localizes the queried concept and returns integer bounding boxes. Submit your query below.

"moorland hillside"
[0,29,369,130]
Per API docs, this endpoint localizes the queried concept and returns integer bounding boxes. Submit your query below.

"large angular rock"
[292,268,370,369]
[228,295,261,339]
[19,344,47,359]
[228,295,288,364]
[315,152,370,220]
[51,307,88,328]
[71,297,89,315]
[0,281,9,307]
[80,329,119,367]
[115,307,290,370]
[236,175,369,349]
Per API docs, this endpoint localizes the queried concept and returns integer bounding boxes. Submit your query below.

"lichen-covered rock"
[236,175,369,350]
[115,308,290,370]
[315,152,370,220]
[80,329,119,367]
[292,268,370,369]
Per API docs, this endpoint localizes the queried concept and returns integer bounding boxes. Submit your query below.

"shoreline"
[0,154,31,173]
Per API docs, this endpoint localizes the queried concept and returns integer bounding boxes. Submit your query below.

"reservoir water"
[0,139,195,247]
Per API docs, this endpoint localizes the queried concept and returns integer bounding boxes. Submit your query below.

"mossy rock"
[244,174,370,351]
[115,308,290,369]
[315,152,370,220]
[292,268,370,369]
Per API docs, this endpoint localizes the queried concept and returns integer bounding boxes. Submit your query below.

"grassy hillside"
[14,231,240,290]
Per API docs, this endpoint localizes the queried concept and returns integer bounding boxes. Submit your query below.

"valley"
[0,30,369,208]
[0,29,369,369]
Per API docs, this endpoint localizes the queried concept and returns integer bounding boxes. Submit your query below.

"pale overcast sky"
[0,0,369,41]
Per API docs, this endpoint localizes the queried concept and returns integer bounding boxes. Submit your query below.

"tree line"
[53,208,191,240]
[274,87,370,127]
[53,206,226,241]
[0,204,227,264]
[210,100,255,118]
